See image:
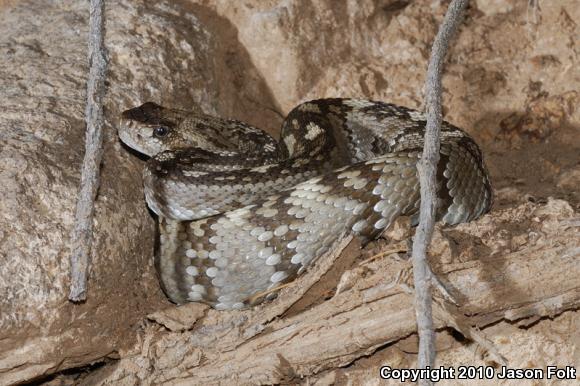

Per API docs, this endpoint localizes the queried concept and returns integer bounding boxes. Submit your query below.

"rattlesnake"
[118,98,492,310]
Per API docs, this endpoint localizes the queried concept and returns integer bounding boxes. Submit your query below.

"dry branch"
[69,0,108,301]
[413,0,469,379]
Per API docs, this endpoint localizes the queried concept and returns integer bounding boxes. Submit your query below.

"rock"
[475,0,514,16]
[201,0,435,112]
[147,303,209,332]
[0,1,276,383]
[557,167,580,191]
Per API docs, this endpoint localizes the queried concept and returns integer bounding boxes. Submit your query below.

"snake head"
[119,102,249,157]
[119,102,185,156]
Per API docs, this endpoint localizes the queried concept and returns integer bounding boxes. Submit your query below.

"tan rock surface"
[0,0,277,384]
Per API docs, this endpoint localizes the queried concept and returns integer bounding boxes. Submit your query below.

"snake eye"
[153,126,169,137]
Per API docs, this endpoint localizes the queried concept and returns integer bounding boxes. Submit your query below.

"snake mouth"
[118,119,152,157]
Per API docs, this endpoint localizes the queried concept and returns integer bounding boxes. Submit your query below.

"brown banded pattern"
[119,98,492,309]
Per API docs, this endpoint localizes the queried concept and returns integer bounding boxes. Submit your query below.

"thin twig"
[412,0,468,382]
[433,301,508,366]
[69,0,108,301]
[359,248,407,267]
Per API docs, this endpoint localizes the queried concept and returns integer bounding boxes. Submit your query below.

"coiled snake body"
[119,99,492,310]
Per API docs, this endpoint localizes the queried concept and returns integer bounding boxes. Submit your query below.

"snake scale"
[119,98,492,310]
